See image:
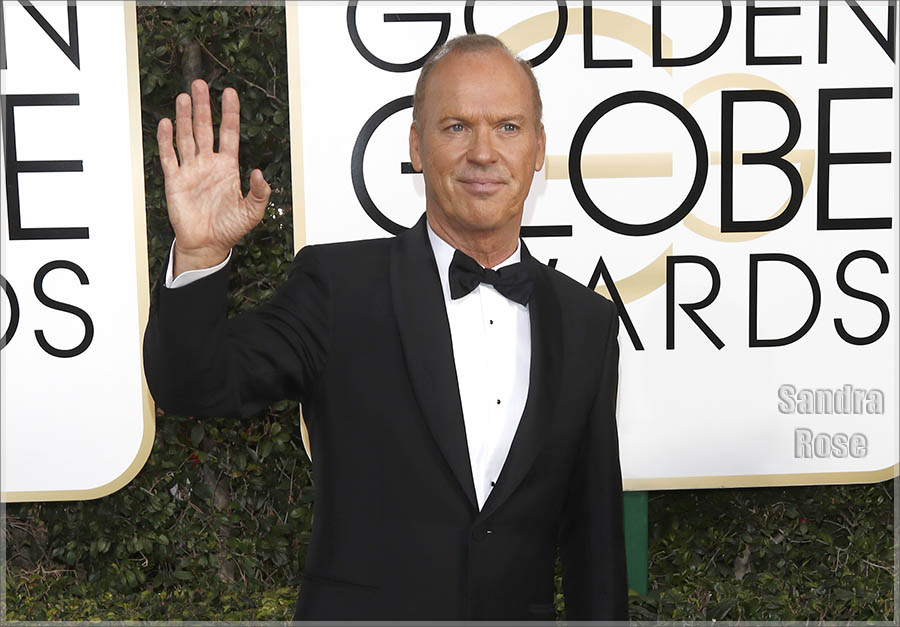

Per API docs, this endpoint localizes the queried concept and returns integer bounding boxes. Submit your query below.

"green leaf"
[190,424,204,447]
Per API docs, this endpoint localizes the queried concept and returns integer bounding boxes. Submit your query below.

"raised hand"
[157,79,271,276]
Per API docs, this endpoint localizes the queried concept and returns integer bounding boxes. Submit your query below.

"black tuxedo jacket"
[143,214,627,621]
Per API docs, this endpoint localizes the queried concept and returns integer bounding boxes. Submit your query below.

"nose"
[466,126,499,166]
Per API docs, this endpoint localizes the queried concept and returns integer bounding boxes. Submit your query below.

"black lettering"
[3,93,87,240]
[347,0,450,72]
[0,274,20,349]
[569,91,708,236]
[18,0,80,69]
[33,260,93,358]
[653,0,732,67]
[465,0,567,67]
[817,87,893,230]
[351,96,414,235]
[820,0,897,63]
[587,256,643,351]
[834,250,890,345]
[750,253,821,347]
[818,0,828,64]
[746,0,802,65]
[584,0,631,68]
[721,89,802,232]
[520,225,572,238]
[666,255,724,350]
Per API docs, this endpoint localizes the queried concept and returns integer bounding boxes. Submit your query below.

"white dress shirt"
[165,222,532,510]
[426,223,531,510]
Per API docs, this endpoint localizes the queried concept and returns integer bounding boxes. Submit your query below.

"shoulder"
[296,235,393,263]
[538,262,617,321]
[290,235,394,277]
[285,235,400,303]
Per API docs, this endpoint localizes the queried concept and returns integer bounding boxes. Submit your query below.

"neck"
[426,210,520,268]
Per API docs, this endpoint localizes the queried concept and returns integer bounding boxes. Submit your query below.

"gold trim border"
[1,1,155,503]
[287,1,306,254]
[623,463,899,491]
[285,2,312,461]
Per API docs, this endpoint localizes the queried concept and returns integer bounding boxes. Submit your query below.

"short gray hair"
[412,34,543,130]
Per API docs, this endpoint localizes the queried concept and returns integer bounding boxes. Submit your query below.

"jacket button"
[471,526,492,542]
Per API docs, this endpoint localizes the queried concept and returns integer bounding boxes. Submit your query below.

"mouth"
[457,178,505,195]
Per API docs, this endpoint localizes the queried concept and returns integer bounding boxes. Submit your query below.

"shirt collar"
[426,217,522,303]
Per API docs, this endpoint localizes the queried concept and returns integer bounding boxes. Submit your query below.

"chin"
[458,208,511,232]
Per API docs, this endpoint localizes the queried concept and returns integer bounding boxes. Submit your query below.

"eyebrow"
[436,113,529,125]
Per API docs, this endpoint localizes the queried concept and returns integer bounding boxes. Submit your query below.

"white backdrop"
[2,1,896,499]
[1,1,151,501]
[287,1,899,488]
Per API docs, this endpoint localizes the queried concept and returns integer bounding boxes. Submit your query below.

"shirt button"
[489,319,494,325]
[496,399,501,405]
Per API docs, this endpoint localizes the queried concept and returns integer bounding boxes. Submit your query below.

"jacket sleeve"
[558,304,628,620]
[143,244,332,418]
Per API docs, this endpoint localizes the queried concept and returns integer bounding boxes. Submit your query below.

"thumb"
[246,168,271,216]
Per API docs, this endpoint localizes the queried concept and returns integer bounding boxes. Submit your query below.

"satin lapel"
[390,214,479,512]
[477,243,563,521]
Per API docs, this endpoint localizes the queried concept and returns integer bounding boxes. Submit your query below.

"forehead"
[423,50,534,121]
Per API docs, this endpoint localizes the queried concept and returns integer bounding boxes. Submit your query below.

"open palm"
[157,80,270,275]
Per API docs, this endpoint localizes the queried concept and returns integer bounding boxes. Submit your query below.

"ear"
[409,123,423,173]
[534,123,546,172]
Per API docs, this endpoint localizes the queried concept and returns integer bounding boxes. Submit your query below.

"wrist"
[172,244,230,277]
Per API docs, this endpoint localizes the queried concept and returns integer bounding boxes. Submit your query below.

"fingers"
[174,92,196,164]
[157,118,178,176]
[191,79,214,154]
[219,87,241,160]
[246,168,271,216]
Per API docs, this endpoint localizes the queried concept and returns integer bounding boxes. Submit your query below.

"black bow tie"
[448,249,534,306]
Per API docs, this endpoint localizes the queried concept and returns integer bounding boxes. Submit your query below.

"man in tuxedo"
[144,34,627,621]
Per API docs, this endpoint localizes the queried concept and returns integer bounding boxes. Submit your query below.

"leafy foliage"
[629,481,895,621]
[3,4,895,622]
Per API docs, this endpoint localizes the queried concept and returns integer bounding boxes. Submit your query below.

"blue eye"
[502,123,518,132]
[449,123,465,132]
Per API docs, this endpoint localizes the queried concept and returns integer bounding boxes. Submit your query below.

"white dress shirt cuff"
[164,241,232,289]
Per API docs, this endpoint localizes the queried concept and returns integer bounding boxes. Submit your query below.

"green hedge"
[3,4,895,622]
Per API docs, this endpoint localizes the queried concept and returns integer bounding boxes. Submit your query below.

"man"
[144,34,626,621]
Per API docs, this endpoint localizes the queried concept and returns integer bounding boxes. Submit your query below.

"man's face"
[409,49,546,238]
